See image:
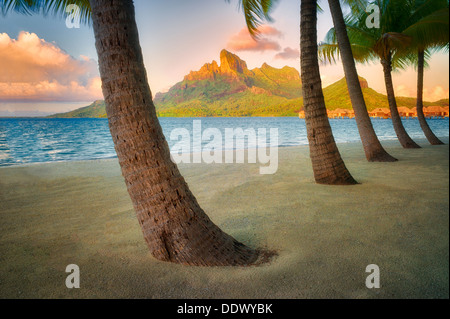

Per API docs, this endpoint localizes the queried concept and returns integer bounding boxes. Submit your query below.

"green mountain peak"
[47,50,448,118]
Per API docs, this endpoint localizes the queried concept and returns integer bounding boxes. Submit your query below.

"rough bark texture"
[327,0,397,162]
[416,50,444,145]
[301,0,358,185]
[381,56,421,149]
[89,0,264,266]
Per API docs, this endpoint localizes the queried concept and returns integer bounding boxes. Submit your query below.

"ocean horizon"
[0,117,448,167]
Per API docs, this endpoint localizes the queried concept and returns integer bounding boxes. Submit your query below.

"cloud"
[257,25,283,37]
[0,32,102,102]
[226,26,282,52]
[275,47,299,60]
[395,85,414,98]
[423,86,449,102]
[395,84,449,102]
[0,78,102,102]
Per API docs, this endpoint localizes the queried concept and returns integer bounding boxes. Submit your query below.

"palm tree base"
[152,246,277,267]
[368,151,398,162]
[430,140,445,145]
[145,222,276,267]
[401,141,422,149]
[418,113,445,145]
[316,175,359,186]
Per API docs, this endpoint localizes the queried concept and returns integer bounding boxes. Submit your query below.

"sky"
[0,0,448,116]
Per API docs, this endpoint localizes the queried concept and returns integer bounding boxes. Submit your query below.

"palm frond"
[226,0,278,38]
[318,42,340,64]
[340,0,369,14]
[397,48,432,69]
[408,0,448,23]
[1,0,37,15]
[323,0,449,70]
[403,7,449,50]
[1,0,91,24]
[374,32,412,59]
[319,26,377,65]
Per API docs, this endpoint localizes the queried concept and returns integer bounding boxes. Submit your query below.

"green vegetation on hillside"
[47,51,448,118]
[48,100,107,118]
[48,79,448,118]
[152,50,302,117]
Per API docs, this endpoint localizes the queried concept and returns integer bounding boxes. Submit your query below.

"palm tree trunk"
[416,49,444,145]
[89,0,261,266]
[327,0,397,162]
[381,56,421,149]
[300,0,357,185]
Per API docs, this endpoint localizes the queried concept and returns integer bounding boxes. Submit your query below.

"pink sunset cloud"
[226,26,282,52]
[275,47,300,60]
[256,25,283,37]
[396,84,449,102]
[423,86,449,102]
[0,32,102,102]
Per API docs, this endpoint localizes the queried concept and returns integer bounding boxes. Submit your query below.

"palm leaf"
[1,0,91,24]
[403,7,449,49]
[321,0,448,70]
[226,0,278,38]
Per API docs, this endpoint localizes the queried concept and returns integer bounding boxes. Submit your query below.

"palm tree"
[326,0,397,162]
[2,0,264,266]
[320,0,422,149]
[237,0,358,185]
[403,1,449,145]
[415,49,445,145]
[300,0,358,184]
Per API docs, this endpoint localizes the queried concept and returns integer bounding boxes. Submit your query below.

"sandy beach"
[0,138,448,299]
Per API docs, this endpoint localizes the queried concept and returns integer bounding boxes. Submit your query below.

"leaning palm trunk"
[381,55,421,149]
[416,50,444,145]
[327,0,397,162]
[89,0,260,266]
[300,0,357,185]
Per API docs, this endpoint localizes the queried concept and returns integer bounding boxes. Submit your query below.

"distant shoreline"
[1,115,449,119]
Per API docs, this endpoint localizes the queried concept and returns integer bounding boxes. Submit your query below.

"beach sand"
[0,138,448,299]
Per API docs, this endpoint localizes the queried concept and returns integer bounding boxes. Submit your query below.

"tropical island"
[47,49,449,119]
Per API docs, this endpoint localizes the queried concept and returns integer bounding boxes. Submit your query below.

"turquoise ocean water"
[0,117,448,167]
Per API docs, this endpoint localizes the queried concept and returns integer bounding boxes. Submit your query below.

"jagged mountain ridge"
[154,49,302,108]
[47,49,449,118]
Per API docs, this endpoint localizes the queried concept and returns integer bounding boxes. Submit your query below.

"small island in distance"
[47,49,449,118]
